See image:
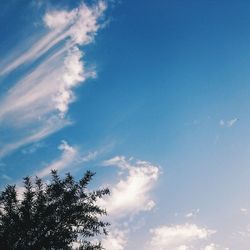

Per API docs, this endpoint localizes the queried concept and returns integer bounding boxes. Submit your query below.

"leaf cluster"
[0,170,110,250]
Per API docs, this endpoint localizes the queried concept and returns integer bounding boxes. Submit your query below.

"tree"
[0,170,110,250]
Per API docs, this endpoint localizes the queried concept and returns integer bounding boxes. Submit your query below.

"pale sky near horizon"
[1,0,250,249]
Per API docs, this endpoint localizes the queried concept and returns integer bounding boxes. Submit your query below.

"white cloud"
[12,141,98,201]
[0,47,84,122]
[185,208,200,218]
[9,140,98,202]
[219,120,225,126]
[227,118,238,127]
[99,156,160,250]
[67,1,106,45]
[43,9,77,29]
[0,2,106,75]
[149,224,215,250]
[240,208,248,215]
[100,156,160,218]
[36,140,78,178]
[0,115,70,158]
[219,118,238,128]
[0,1,106,157]
[203,243,229,250]
[102,228,127,250]
[54,47,89,116]
[203,243,218,250]
[36,140,97,178]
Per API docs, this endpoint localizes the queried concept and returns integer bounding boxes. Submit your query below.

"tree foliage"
[0,170,110,250]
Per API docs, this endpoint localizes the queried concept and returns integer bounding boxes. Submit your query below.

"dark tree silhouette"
[0,170,110,250]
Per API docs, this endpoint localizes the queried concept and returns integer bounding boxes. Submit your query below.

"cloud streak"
[36,140,79,178]
[0,1,106,76]
[0,1,107,157]
[35,140,99,178]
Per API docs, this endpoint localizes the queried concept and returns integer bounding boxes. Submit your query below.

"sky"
[1,0,250,249]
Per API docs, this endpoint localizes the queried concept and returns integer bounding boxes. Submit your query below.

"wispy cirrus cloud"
[0,116,70,158]
[0,2,106,76]
[36,140,78,178]
[21,142,45,155]
[14,140,98,201]
[0,1,107,158]
[36,140,98,178]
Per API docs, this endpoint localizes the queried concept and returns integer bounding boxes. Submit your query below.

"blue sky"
[1,0,250,249]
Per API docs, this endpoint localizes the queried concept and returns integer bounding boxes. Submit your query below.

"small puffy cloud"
[149,224,215,250]
[100,156,160,218]
[185,209,200,219]
[219,120,225,126]
[240,208,248,215]
[219,118,238,128]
